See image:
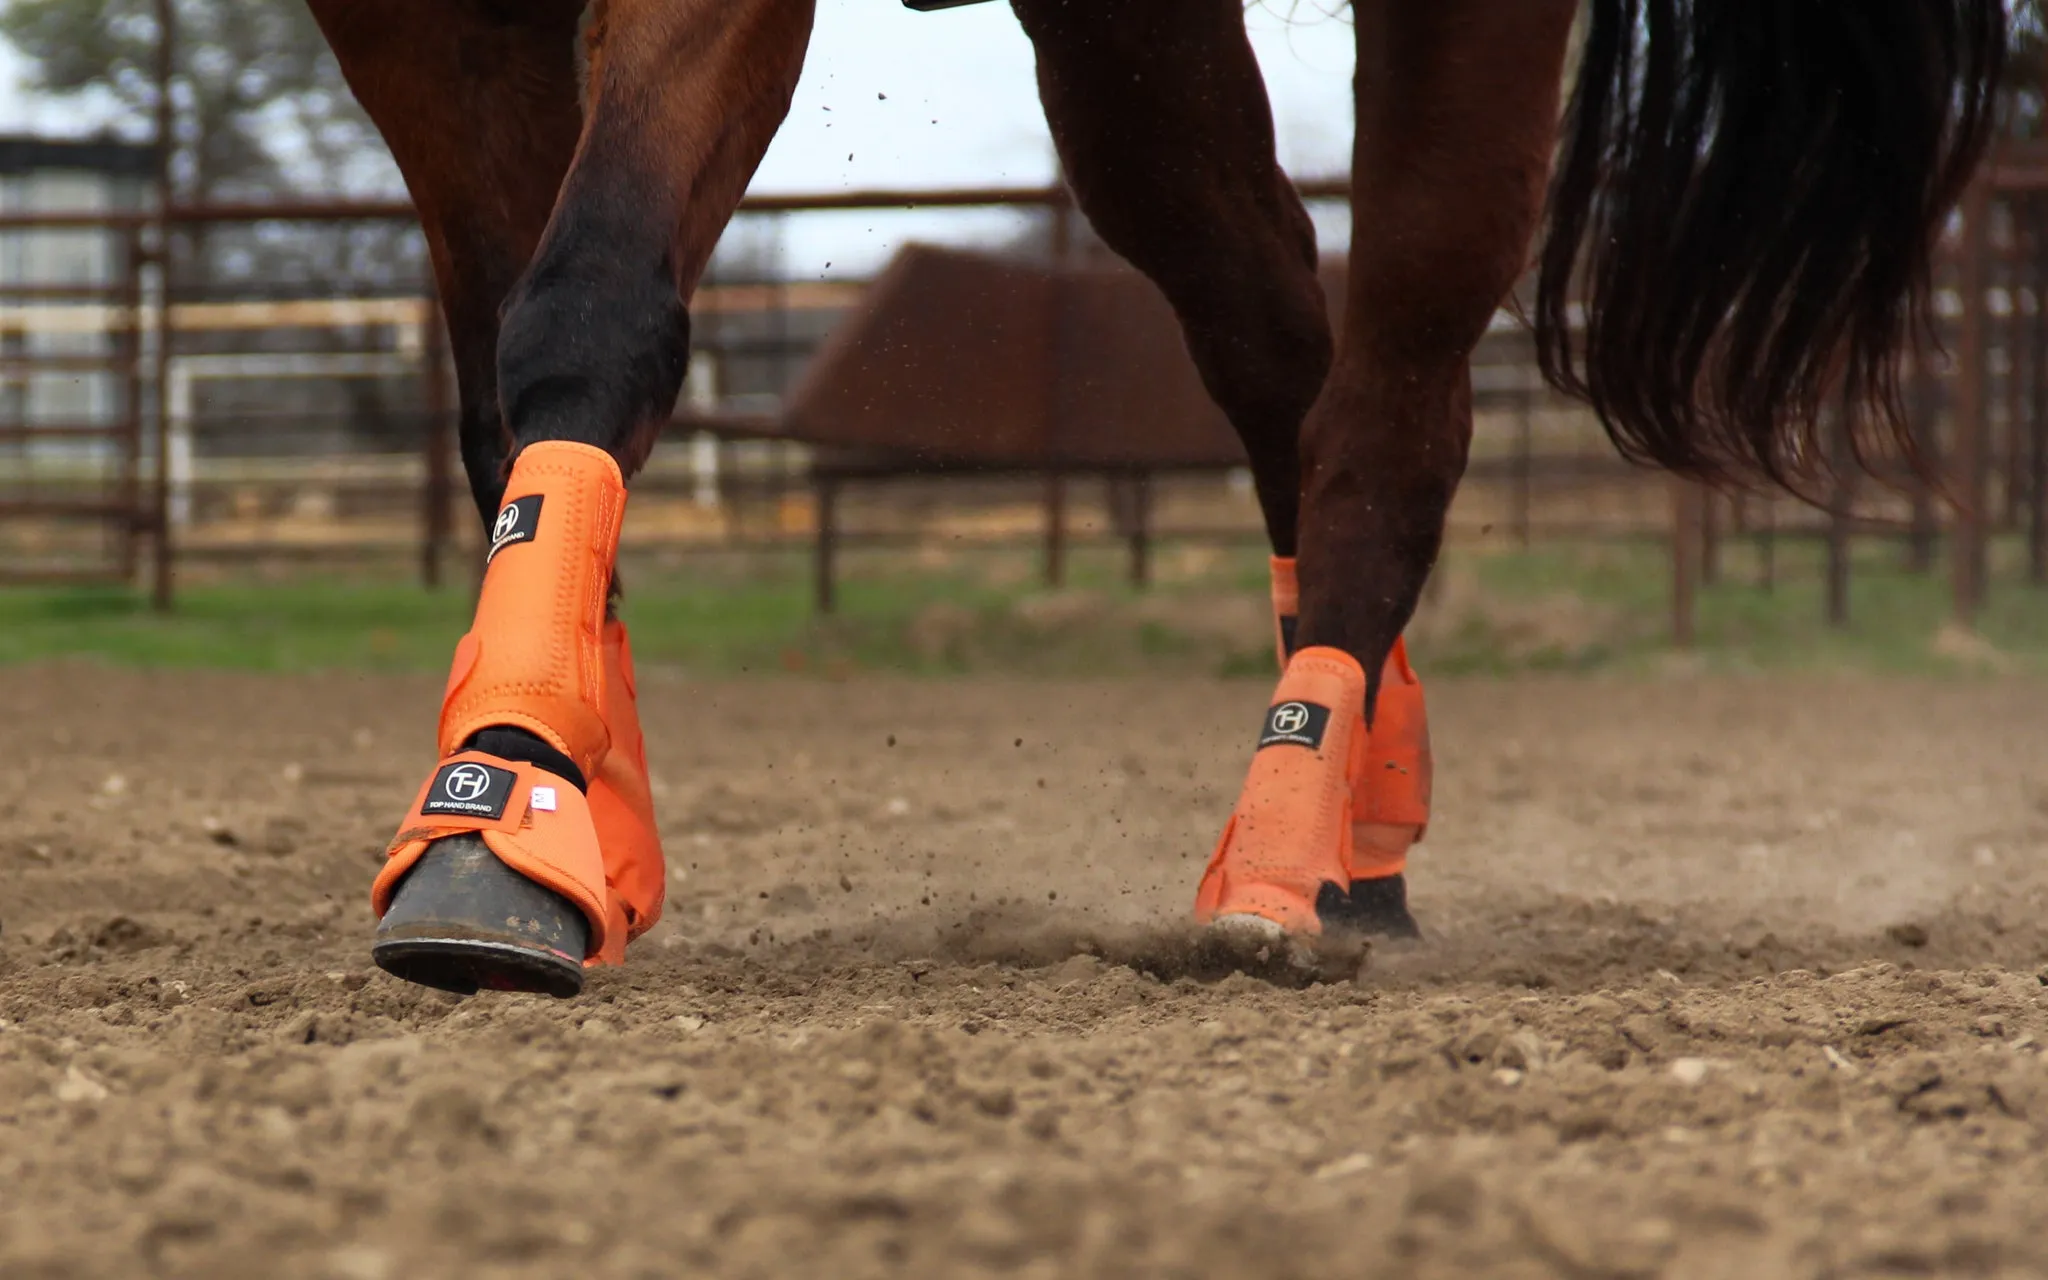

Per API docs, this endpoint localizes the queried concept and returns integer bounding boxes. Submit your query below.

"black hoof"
[1314,875,1422,941]
[372,833,589,999]
[1347,874,1424,941]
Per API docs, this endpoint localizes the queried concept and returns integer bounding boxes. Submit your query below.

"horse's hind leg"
[1015,0,1436,949]
[1016,0,1323,559]
[347,0,815,996]
[1255,0,1576,942]
[1300,4,1578,687]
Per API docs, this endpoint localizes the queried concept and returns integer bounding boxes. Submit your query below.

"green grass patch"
[1,538,2044,677]
[1421,535,2048,676]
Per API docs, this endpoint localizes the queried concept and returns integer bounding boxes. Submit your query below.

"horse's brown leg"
[1013,0,1446,951]
[495,0,815,468]
[359,0,815,997]
[1013,0,1327,559]
[1174,0,1569,951]
[310,2,608,995]
[1297,0,1579,686]
[306,0,584,525]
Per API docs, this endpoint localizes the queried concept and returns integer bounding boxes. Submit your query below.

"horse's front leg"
[370,0,817,997]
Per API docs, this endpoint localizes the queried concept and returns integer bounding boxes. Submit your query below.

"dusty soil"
[4,666,2048,1279]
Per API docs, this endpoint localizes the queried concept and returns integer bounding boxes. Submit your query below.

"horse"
[302,0,2007,996]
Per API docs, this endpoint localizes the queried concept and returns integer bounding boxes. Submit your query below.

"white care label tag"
[530,785,558,813]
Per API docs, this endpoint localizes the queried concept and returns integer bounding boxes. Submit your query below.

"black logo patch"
[420,760,519,820]
[1257,700,1330,751]
[487,495,543,561]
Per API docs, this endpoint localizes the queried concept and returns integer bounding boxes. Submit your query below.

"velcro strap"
[386,751,556,852]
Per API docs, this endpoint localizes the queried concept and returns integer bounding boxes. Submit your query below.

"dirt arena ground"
[4,665,2048,1278]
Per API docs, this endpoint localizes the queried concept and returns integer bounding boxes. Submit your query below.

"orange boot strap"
[373,750,619,962]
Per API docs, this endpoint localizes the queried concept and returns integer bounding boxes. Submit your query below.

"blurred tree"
[0,0,396,201]
[0,0,418,297]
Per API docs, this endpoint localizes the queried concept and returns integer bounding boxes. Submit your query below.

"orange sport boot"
[1255,556,1428,939]
[1194,645,1368,954]
[372,441,639,998]
[588,617,666,943]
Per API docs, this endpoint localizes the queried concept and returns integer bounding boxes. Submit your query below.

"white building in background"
[0,134,156,463]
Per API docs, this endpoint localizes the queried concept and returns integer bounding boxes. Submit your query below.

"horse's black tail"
[1535,0,2008,494]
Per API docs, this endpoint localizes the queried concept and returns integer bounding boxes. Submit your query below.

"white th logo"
[491,504,520,543]
[443,763,495,802]
[1270,702,1310,735]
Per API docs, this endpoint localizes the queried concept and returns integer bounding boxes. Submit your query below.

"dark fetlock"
[1346,874,1423,941]
[373,833,589,998]
[1311,874,1422,941]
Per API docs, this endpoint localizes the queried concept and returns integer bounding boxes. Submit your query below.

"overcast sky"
[0,0,1358,275]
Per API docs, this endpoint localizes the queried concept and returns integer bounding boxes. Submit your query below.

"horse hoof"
[1347,875,1424,942]
[1198,913,1369,987]
[372,833,589,999]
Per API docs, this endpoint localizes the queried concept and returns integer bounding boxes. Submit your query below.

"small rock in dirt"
[1450,1029,1502,1066]
[672,1015,706,1033]
[92,916,169,954]
[1405,1173,1480,1226]
[1048,954,1103,988]
[1556,1110,1613,1143]
[1725,921,1779,959]
[1312,1152,1376,1180]
[325,1245,393,1280]
[1574,994,1624,1021]
[972,1086,1016,1117]
[54,1065,109,1103]
[1886,922,1931,948]
[1669,1057,1711,1086]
